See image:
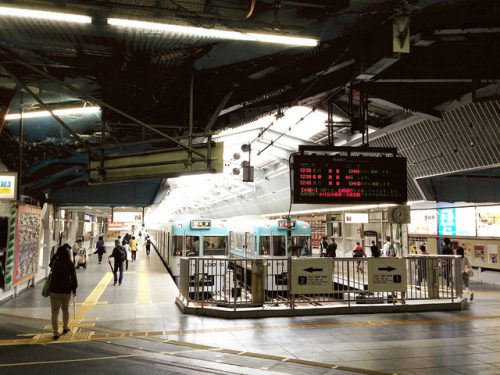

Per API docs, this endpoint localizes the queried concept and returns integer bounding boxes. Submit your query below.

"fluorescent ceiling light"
[5,106,101,120]
[108,18,318,47]
[0,6,91,24]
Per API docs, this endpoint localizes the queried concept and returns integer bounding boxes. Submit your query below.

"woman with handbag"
[48,245,78,339]
[457,246,474,301]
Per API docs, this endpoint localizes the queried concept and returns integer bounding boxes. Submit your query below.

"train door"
[271,234,286,256]
[169,233,184,277]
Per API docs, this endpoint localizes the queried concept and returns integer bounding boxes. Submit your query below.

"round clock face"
[392,207,405,223]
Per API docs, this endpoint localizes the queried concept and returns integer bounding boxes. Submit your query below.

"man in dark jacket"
[326,239,337,257]
[49,245,78,339]
[109,240,126,286]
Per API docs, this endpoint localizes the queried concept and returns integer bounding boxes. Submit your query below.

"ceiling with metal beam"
[0,0,499,209]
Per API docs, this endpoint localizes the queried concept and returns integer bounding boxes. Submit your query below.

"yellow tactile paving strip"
[136,258,152,304]
[0,336,395,375]
[2,314,499,347]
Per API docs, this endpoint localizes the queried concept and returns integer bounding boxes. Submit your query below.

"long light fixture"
[108,18,318,47]
[5,106,101,120]
[0,6,92,24]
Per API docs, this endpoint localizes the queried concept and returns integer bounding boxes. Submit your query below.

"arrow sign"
[378,266,396,272]
[304,267,323,273]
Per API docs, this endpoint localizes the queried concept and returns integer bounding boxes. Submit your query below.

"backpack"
[118,247,127,262]
[389,244,396,257]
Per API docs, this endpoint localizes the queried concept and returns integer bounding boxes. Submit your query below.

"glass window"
[185,236,200,256]
[246,234,254,257]
[292,236,310,256]
[272,235,286,256]
[171,236,183,256]
[203,236,227,256]
[259,236,271,255]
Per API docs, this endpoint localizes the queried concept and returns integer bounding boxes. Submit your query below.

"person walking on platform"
[72,238,83,265]
[320,236,328,257]
[352,242,366,272]
[416,245,429,289]
[326,238,337,258]
[457,246,474,301]
[130,236,138,261]
[109,240,126,286]
[48,245,78,340]
[94,236,106,264]
[370,241,381,258]
[145,236,151,257]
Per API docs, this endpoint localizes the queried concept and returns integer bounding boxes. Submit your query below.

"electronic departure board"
[190,219,211,229]
[292,154,407,204]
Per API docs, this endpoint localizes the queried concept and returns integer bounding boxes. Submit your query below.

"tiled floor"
[0,245,499,375]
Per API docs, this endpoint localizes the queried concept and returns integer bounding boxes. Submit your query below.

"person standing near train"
[94,236,106,264]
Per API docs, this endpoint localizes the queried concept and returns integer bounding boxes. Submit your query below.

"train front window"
[259,236,270,255]
[203,236,227,256]
[292,236,310,256]
[171,236,183,256]
[185,236,200,256]
[272,235,286,256]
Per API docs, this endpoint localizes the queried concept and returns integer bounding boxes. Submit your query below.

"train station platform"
[0,247,499,375]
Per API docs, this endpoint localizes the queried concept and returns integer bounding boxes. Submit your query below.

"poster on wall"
[13,204,42,286]
[438,207,476,236]
[477,206,500,237]
[474,245,485,262]
[0,172,17,201]
[408,209,438,235]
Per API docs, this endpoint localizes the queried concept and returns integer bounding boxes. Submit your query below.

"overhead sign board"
[438,207,476,237]
[368,258,407,292]
[477,205,500,238]
[113,212,142,223]
[0,172,17,201]
[291,154,407,204]
[291,258,333,294]
[408,209,438,235]
[345,213,369,223]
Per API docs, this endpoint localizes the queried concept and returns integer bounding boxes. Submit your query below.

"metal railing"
[178,256,463,310]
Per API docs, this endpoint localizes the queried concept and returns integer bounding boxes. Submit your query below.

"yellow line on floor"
[136,258,151,304]
[0,354,136,367]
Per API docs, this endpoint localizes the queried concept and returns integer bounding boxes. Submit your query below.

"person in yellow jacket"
[130,236,138,261]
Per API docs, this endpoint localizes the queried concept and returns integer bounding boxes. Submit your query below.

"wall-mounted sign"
[438,207,476,237]
[408,209,438,235]
[291,154,407,204]
[477,205,500,238]
[113,212,142,223]
[368,258,407,292]
[345,213,369,223]
[0,172,17,201]
[291,258,333,294]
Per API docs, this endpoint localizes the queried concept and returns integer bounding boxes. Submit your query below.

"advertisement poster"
[0,172,17,201]
[408,209,438,235]
[474,245,485,262]
[477,205,500,238]
[487,244,498,264]
[438,207,476,236]
[13,204,42,286]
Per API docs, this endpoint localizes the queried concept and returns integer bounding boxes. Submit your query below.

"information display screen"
[292,155,407,204]
[278,220,296,229]
[438,207,476,236]
[190,219,211,229]
[408,209,438,235]
[477,205,500,238]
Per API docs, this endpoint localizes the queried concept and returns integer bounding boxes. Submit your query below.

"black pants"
[146,246,150,256]
[131,251,137,261]
[97,253,103,263]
